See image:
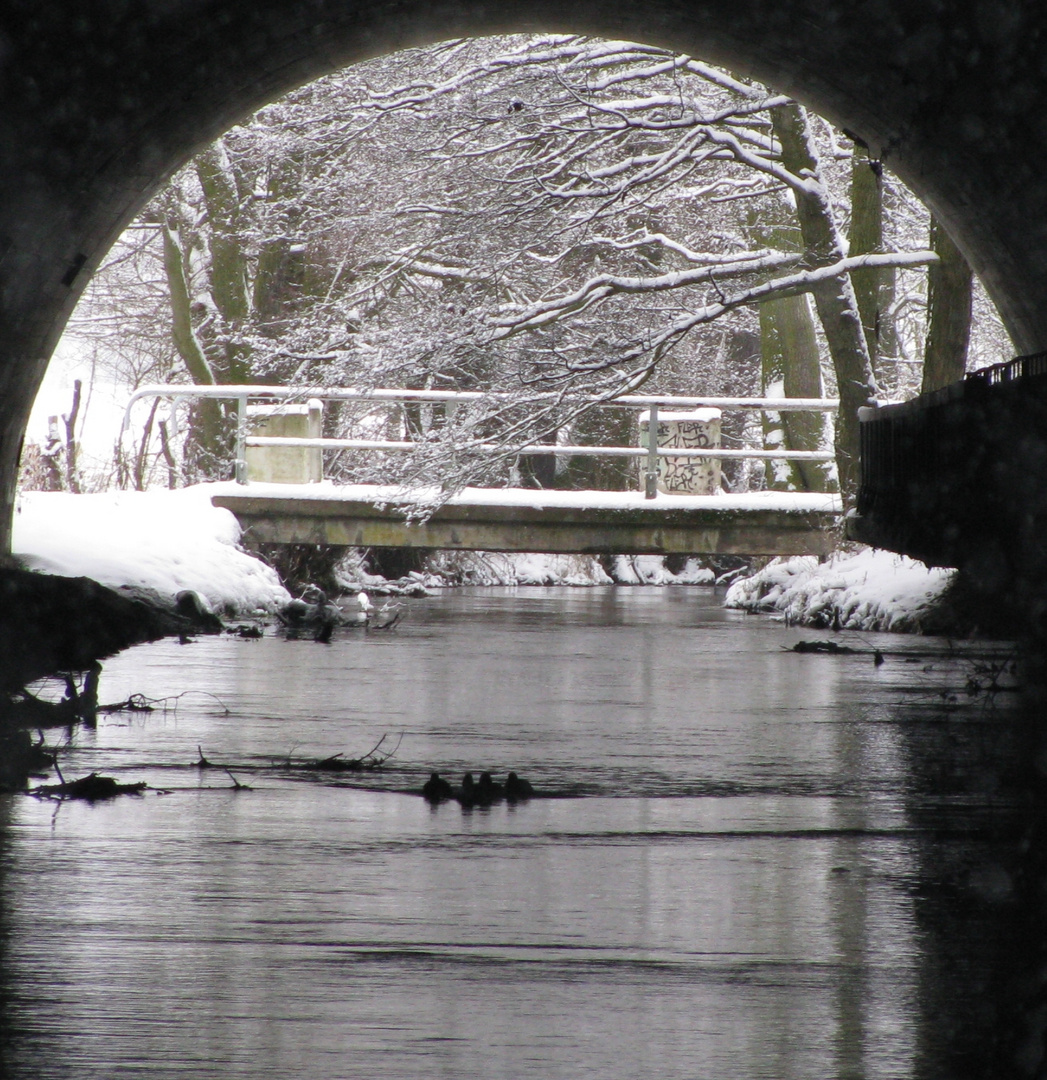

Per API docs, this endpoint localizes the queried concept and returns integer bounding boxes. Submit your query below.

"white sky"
[28,338,129,455]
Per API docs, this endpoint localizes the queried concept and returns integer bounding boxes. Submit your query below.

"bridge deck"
[212,483,841,557]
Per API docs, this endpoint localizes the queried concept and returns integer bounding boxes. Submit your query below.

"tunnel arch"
[4,0,1047,549]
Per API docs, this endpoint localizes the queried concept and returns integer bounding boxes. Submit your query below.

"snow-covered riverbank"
[724,549,955,632]
[12,484,960,634]
[13,486,290,616]
[11,485,726,607]
[406,551,715,588]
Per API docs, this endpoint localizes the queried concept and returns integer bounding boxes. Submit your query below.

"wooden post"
[645,403,659,499]
[235,395,247,484]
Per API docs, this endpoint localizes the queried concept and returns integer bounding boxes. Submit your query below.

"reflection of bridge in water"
[124,385,842,557]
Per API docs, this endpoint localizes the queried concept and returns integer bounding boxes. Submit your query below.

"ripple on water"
[2,587,1026,1079]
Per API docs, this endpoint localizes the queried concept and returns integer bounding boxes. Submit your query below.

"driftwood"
[192,750,251,788]
[285,733,403,772]
[788,640,856,655]
[191,733,404,780]
[4,664,102,728]
[224,769,252,791]
[103,690,229,715]
[787,640,889,666]
[33,772,147,801]
[370,602,405,631]
[99,692,156,714]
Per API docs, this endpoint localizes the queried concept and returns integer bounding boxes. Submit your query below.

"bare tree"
[921,217,973,393]
[62,34,991,504]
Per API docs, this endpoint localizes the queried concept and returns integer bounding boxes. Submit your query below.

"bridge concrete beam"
[4,1,1047,551]
[212,491,839,557]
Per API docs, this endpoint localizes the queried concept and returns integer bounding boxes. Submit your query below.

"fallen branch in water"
[786,640,857,655]
[189,733,404,785]
[101,690,231,715]
[99,693,156,713]
[31,772,148,801]
[282,732,405,772]
[225,768,252,791]
[963,654,1020,695]
[369,602,405,631]
[7,663,102,728]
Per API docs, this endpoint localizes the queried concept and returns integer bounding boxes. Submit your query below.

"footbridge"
[6,0,1047,565]
[211,484,841,558]
[124,386,842,557]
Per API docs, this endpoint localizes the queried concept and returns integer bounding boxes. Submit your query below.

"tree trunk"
[163,224,226,476]
[921,216,973,393]
[849,143,896,384]
[196,142,251,382]
[134,397,161,491]
[253,236,309,332]
[62,379,82,494]
[761,293,827,492]
[772,103,878,504]
[163,225,216,386]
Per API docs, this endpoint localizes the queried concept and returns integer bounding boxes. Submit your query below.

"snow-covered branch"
[494,250,937,335]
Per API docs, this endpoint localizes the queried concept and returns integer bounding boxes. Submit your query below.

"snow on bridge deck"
[212,482,843,557]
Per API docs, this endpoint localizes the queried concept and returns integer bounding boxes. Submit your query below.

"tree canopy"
[55,35,1009,500]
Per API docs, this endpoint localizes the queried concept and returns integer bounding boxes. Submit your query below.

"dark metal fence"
[853,351,1047,567]
[965,350,1047,386]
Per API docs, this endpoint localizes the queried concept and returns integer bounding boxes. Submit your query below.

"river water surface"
[0,587,1037,1078]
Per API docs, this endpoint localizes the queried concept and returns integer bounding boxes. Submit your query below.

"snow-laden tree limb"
[67,32,996,502]
[493,250,937,336]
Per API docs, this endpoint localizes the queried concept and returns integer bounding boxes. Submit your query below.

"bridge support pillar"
[639,409,722,495]
[245,400,324,484]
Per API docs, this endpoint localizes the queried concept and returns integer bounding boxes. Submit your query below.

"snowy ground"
[12,486,713,608]
[228,479,843,515]
[12,483,956,634]
[413,551,715,588]
[724,549,956,633]
[12,486,290,616]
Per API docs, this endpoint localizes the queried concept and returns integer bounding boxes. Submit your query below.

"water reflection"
[0,587,1038,1078]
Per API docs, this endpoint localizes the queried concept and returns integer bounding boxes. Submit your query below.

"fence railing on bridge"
[121,384,839,498]
[851,351,1047,569]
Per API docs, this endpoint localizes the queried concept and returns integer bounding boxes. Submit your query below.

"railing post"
[235,394,248,484]
[169,395,182,488]
[169,396,181,445]
[120,384,841,492]
[645,403,659,499]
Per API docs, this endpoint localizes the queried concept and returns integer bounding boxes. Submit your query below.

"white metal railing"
[121,383,839,496]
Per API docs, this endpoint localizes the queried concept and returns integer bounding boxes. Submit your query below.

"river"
[0,586,1037,1078]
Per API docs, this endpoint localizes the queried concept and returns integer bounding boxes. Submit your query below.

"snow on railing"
[121,383,839,493]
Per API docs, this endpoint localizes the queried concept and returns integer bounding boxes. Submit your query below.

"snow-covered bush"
[725,548,955,632]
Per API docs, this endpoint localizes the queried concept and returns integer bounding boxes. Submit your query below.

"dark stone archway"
[3,1,1047,551]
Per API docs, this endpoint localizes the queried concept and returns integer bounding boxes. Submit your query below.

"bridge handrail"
[242,435,833,462]
[966,349,1047,386]
[120,383,840,434]
[120,383,839,490]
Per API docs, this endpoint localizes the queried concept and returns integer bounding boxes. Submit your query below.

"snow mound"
[411,551,716,587]
[724,548,955,632]
[607,555,715,586]
[420,551,614,586]
[13,485,290,616]
[499,553,614,586]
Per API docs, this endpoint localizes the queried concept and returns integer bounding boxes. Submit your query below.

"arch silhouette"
[3,0,1045,550]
